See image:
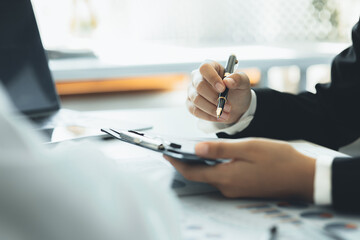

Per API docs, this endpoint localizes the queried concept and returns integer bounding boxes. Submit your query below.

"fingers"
[186,99,230,121]
[195,139,293,161]
[188,92,216,116]
[189,62,251,124]
[191,73,219,105]
[198,62,225,93]
[223,72,250,90]
[196,61,250,93]
[164,155,216,183]
[164,155,230,183]
[164,155,253,198]
[188,86,231,115]
[195,140,253,160]
[190,69,232,118]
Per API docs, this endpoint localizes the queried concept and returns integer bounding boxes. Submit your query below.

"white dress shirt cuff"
[198,89,257,134]
[314,155,334,205]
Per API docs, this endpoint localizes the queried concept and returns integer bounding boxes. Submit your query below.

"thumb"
[223,72,250,90]
[195,140,251,160]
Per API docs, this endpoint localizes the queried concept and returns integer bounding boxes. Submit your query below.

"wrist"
[293,151,316,202]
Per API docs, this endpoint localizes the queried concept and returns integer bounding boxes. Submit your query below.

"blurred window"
[32,0,359,51]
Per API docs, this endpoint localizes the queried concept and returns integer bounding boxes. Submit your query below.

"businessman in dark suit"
[165,18,360,212]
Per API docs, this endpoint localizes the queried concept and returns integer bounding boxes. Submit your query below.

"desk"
[60,88,360,155]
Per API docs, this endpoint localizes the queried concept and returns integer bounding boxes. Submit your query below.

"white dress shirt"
[198,89,333,205]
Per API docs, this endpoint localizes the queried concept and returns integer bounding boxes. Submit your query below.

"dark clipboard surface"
[101,128,225,165]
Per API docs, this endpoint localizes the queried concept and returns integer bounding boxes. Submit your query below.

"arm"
[218,19,360,150]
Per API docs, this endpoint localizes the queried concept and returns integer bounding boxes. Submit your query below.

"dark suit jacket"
[217,18,360,212]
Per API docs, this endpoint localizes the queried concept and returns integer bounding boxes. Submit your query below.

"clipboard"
[101,128,227,165]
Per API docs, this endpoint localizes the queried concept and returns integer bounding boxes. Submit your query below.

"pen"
[216,54,238,119]
[268,226,278,240]
[260,225,278,240]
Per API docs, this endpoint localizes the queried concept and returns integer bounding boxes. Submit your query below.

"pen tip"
[216,108,222,118]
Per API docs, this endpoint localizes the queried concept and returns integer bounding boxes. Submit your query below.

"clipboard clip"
[108,129,166,151]
[101,128,227,165]
[123,130,182,149]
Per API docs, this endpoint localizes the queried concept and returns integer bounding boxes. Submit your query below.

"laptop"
[0,0,151,142]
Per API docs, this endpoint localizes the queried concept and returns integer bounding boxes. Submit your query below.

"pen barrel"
[216,54,237,117]
[217,96,227,109]
[217,88,228,111]
[224,55,238,74]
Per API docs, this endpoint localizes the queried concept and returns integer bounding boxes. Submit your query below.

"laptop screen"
[0,0,60,117]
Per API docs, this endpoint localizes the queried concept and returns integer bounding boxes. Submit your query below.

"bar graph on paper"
[180,193,360,240]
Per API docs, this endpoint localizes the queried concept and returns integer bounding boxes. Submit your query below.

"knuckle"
[192,107,200,117]
[240,73,251,87]
[188,89,202,106]
[194,81,218,105]
[194,80,206,93]
[192,94,202,106]
[233,72,250,88]
[238,71,250,80]
[231,73,241,84]
[199,63,211,75]
[212,95,219,105]
[221,188,237,198]
[212,143,225,157]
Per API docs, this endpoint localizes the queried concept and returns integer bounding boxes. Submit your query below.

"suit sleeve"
[217,18,360,150]
[332,156,360,212]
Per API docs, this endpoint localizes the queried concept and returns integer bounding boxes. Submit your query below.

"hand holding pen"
[186,56,252,124]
